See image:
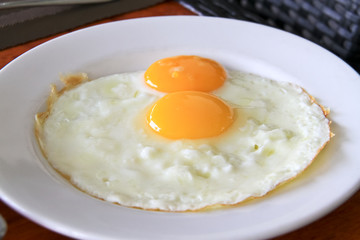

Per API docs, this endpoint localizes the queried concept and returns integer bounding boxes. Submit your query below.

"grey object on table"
[0,214,6,240]
[0,0,112,9]
[0,0,164,50]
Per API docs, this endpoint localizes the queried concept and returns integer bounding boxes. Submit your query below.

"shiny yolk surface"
[146,91,234,139]
[144,55,226,93]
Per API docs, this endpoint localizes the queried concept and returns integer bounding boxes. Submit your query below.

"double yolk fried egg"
[35,55,332,211]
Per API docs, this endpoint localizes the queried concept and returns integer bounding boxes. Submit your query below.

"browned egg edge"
[34,74,334,213]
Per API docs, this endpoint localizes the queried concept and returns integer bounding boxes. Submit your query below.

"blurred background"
[1,0,359,71]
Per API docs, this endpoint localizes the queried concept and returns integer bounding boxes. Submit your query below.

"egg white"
[39,70,331,211]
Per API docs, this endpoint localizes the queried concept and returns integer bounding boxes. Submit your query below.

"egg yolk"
[147,91,234,139]
[144,55,226,93]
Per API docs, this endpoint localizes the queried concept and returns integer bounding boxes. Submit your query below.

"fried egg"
[35,56,331,211]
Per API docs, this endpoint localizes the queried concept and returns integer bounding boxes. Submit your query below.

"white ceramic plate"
[0,16,359,240]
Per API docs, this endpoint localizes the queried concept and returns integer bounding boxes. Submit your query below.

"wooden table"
[1,1,359,239]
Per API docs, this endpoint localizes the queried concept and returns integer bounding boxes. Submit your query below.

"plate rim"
[1,15,360,240]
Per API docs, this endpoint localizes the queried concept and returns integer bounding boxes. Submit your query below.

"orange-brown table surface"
[1,1,359,239]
